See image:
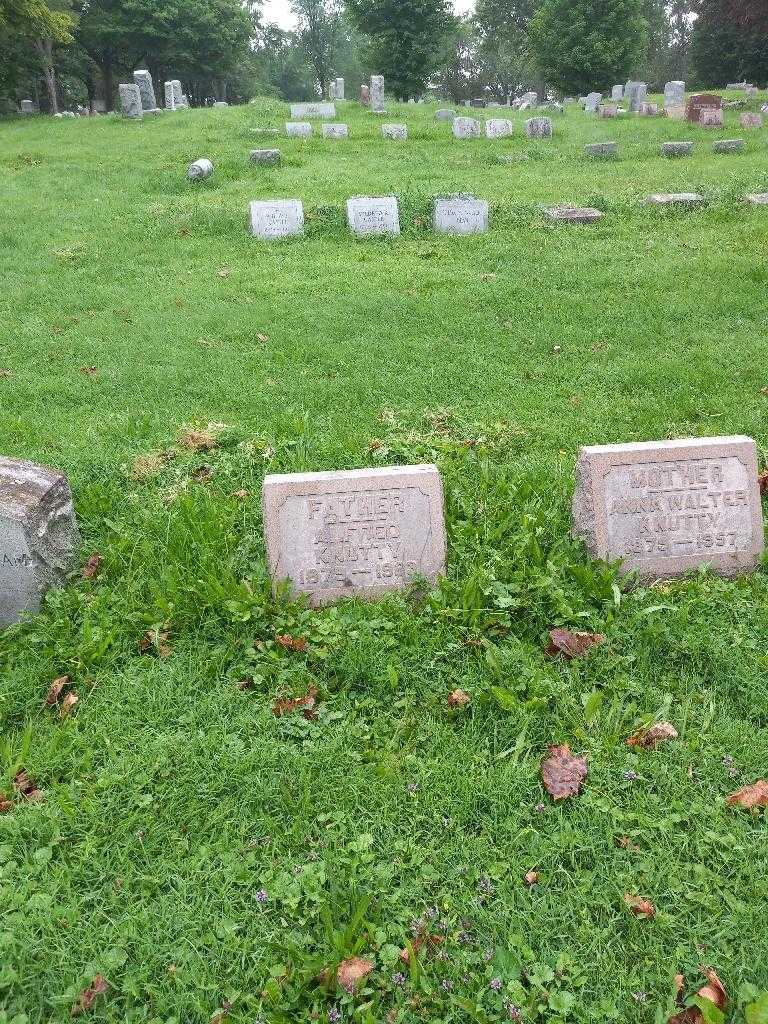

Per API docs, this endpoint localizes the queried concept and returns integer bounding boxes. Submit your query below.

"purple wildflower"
[441,979,454,991]
[535,802,546,813]
[328,1009,341,1023]
[490,978,503,992]
[623,770,639,781]
[255,888,268,903]
[484,948,495,962]
[392,972,406,986]
[407,782,419,794]
[504,1002,522,1020]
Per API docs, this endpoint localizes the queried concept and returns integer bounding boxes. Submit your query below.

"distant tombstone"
[625,82,647,112]
[164,81,176,110]
[171,81,183,108]
[119,84,143,119]
[360,84,370,105]
[639,102,659,116]
[248,200,304,240]
[611,85,624,101]
[665,105,686,120]
[262,465,447,607]
[712,138,745,153]
[133,70,158,112]
[335,78,345,101]
[0,457,79,628]
[213,101,228,108]
[664,81,685,108]
[572,436,765,579]
[740,113,763,128]
[250,148,281,165]
[745,193,768,205]
[21,99,36,114]
[699,108,724,127]
[322,122,348,139]
[452,117,481,139]
[584,92,602,113]
[485,118,513,138]
[685,93,721,123]
[382,123,407,140]
[328,81,337,100]
[346,196,400,237]
[599,104,618,118]
[370,75,385,113]
[727,82,748,90]
[435,109,455,121]
[646,192,704,205]
[545,205,602,223]
[286,121,312,138]
[470,98,486,108]
[290,102,336,119]
[520,91,538,105]
[525,116,552,138]
[434,195,489,235]
[188,158,214,179]
[180,94,190,108]
[585,142,618,158]
[661,141,694,158]
[745,85,758,100]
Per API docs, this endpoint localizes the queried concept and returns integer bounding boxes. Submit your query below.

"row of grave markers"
[2,435,764,625]
[119,71,190,118]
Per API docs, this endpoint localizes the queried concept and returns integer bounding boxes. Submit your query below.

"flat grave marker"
[322,123,348,139]
[382,123,407,140]
[346,196,400,237]
[434,195,489,235]
[250,149,281,165]
[290,102,336,119]
[248,200,304,240]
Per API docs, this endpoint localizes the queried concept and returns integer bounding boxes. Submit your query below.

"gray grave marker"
[248,200,304,239]
[119,84,143,119]
[434,195,489,235]
[346,196,400,237]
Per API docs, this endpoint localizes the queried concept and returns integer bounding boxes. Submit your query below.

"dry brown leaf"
[79,366,98,376]
[617,836,641,852]
[545,628,605,660]
[0,796,13,813]
[178,427,218,451]
[60,691,79,718]
[257,333,269,343]
[129,452,168,481]
[623,893,656,918]
[541,744,588,800]
[217,266,231,278]
[726,780,768,809]
[759,471,768,497]
[447,688,471,708]
[524,870,540,886]
[399,933,444,963]
[138,627,173,659]
[669,968,727,1024]
[191,465,214,483]
[337,956,374,993]
[13,769,43,802]
[45,674,71,706]
[82,553,104,580]
[0,369,12,377]
[276,634,308,653]
[232,489,250,499]
[71,974,109,1015]
[627,722,679,749]
[272,684,318,720]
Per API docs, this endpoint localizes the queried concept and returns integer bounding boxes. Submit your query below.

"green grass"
[1,94,768,1024]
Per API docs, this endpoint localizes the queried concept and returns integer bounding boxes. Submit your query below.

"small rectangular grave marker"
[286,122,312,137]
[435,109,455,121]
[248,200,304,239]
[188,158,213,179]
[1,457,79,628]
[250,149,281,165]
[745,193,768,205]
[20,99,36,114]
[585,142,618,158]
[646,192,704,205]
[740,113,763,128]
[599,104,618,118]
[611,85,624,100]
[572,436,765,579]
[661,141,694,158]
[525,117,553,138]
[322,123,348,139]
[434,195,489,235]
[290,102,336,119]
[262,465,447,606]
[382,123,407,140]
[452,117,480,138]
[485,118,514,138]
[346,196,400,237]
[712,138,744,153]
[545,205,602,223]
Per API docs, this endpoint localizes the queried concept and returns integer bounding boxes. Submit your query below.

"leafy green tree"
[291,0,343,97]
[0,0,74,111]
[474,0,538,100]
[346,0,455,101]
[530,0,647,95]
[690,0,768,86]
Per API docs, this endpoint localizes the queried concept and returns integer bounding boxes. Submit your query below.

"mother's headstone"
[0,457,79,628]
[572,436,765,579]
[262,465,447,606]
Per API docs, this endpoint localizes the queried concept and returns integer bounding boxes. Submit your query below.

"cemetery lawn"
[2,95,768,1024]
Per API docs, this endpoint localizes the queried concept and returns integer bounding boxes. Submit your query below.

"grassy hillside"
[0,95,767,1024]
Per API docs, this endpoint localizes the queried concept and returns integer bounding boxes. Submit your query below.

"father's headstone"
[290,102,335,119]
[664,80,685,108]
[187,158,214,179]
[525,116,553,138]
[119,84,143,119]
[434,195,489,235]
[248,200,304,240]
[485,118,513,138]
[286,121,312,137]
[452,117,480,139]
[370,75,385,113]
[572,436,764,579]
[133,70,159,113]
[346,196,400,237]
[685,93,721,124]
[262,465,447,606]
[0,457,79,628]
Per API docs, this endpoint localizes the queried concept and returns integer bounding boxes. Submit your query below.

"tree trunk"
[35,38,59,114]
[103,62,115,111]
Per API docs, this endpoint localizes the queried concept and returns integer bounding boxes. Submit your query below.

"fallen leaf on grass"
[623,893,656,918]
[627,722,679,748]
[217,266,231,278]
[447,688,471,708]
[139,627,173,659]
[272,684,318,720]
[71,974,109,1015]
[669,969,727,1024]
[0,796,12,813]
[210,1000,233,1024]
[399,933,444,963]
[45,674,71,706]
[178,427,218,451]
[256,333,269,343]
[13,770,43,802]
[79,366,98,376]
[191,464,214,483]
[617,836,641,852]
[726,780,768,809]
[0,369,12,377]
[60,691,79,718]
[545,628,605,660]
[524,870,540,886]
[336,956,374,993]
[129,452,168,481]
[541,744,588,800]
[759,471,768,497]
[276,634,308,652]
[82,553,103,580]
[232,488,250,499]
